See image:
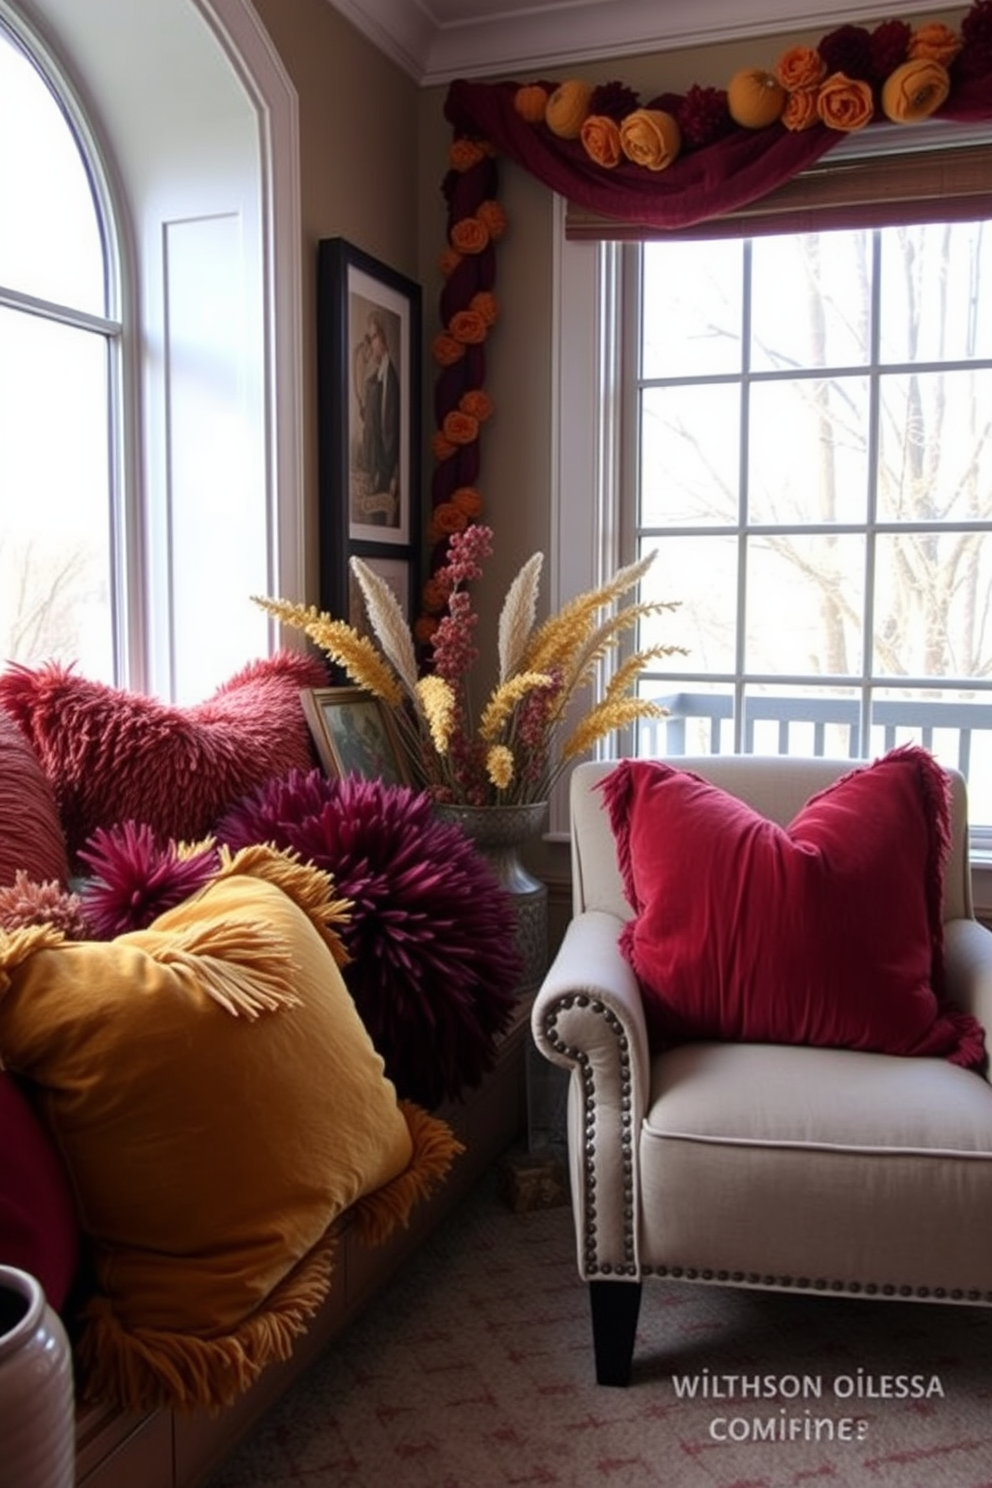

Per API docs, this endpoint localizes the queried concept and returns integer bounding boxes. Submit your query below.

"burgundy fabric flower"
[959,0,992,77]
[869,19,912,81]
[819,24,874,80]
[215,770,522,1108]
[78,822,220,939]
[588,80,640,122]
[677,85,734,148]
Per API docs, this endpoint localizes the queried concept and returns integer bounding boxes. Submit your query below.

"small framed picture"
[301,686,409,786]
[317,237,421,623]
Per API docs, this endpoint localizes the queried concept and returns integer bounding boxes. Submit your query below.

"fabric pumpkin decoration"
[214,770,522,1108]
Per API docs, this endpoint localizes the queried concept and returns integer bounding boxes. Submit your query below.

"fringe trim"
[944,1007,988,1069]
[0,922,66,1002]
[150,921,302,1018]
[75,1232,338,1415]
[350,1101,465,1248]
[214,843,353,968]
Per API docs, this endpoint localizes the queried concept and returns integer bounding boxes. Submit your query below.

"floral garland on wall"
[415,1,992,645]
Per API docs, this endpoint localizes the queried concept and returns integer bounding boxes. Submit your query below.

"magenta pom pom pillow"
[601,749,986,1066]
[0,653,328,860]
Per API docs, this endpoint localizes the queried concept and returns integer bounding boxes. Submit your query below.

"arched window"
[0,0,303,702]
[0,18,119,680]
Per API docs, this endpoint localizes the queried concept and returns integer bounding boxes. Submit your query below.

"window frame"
[1,0,305,701]
[552,131,992,870]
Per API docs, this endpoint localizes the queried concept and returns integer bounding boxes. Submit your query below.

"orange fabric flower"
[619,109,681,171]
[477,200,508,240]
[431,333,465,367]
[882,59,951,123]
[431,431,457,462]
[816,73,874,132]
[459,390,494,423]
[452,486,484,518]
[449,138,487,172]
[438,248,462,278]
[430,502,469,538]
[449,309,488,345]
[514,83,550,123]
[580,114,623,169]
[470,291,499,327]
[909,22,962,67]
[450,217,490,255]
[442,410,480,446]
[421,577,449,614]
[414,615,439,646]
[545,80,593,139]
[781,88,821,132]
[774,46,826,91]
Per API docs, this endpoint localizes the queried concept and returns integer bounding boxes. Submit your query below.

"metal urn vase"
[0,1265,75,1488]
[434,800,549,996]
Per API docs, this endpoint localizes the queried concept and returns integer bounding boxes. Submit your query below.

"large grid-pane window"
[629,219,992,831]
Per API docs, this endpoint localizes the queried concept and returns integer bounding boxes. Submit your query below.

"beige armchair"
[531,756,992,1386]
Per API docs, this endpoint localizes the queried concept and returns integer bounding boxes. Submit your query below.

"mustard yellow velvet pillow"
[0,847,461,1411]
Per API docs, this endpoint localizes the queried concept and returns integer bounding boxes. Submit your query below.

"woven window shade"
[565,141,992,241]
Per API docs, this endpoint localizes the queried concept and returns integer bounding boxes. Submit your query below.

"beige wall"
[249,0,422,595]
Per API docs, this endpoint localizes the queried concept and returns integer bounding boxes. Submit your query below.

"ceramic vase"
[434,800,549,996]
[0,1266,74,1488]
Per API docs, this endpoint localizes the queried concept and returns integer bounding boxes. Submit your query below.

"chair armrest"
[943,917,992,1081]
[531,911,650,1279]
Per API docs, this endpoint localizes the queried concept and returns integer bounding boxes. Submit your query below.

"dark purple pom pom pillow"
[215,771,522,1107]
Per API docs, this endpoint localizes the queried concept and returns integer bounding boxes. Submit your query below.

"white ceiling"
[325,0,960,85]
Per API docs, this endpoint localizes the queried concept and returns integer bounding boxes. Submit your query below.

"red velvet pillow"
[601,749,986,1066]
[0,1071,80,1313]
[0,710,69,889]
[0,653,328,861]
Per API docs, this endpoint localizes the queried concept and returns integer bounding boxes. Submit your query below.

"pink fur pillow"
[0,653,328,861]
[0,710,69,888]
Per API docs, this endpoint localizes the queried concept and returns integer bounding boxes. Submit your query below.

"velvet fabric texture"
[0,710,69,888]
[0,653,328,862]
[0,1071,80,1312]
[0,846,462,1411]
[215,770,522,1108]
[602,749,986,1066]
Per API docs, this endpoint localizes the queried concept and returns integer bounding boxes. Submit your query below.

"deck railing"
[639,691,992,779]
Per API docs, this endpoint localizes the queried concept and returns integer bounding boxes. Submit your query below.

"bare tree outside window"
[633,220,992,826]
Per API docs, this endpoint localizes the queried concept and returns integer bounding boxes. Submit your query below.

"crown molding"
[326,0,962,86]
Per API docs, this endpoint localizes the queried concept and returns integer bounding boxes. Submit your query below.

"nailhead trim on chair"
[540,993,638,1275]
[643,1266,992,1303]
[538,994,992,1305]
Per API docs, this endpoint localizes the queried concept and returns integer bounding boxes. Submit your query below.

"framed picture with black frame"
[317,237,421,628]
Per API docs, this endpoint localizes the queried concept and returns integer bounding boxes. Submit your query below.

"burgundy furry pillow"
[0,653,328,862]
[0,710,69,888]
[215,771,522,1108]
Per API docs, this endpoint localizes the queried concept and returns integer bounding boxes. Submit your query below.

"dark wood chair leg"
[589,1279,642,1386]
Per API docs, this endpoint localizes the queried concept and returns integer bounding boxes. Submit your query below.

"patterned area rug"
[208,1164,992,1488]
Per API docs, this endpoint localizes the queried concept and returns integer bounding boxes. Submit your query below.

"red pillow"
[0,653,328,861]
[601,749,986,1067]
[0,710,69,889]
[0,1071,80,1313]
